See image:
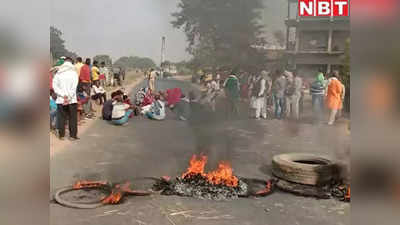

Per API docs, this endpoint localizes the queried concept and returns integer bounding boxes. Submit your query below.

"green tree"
[93,55,113,66]
[50,26,77,60]
[114,56,156,70]
[172,0,267,72]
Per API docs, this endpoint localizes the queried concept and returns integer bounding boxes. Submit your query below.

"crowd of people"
[50,57,346,141]
[49,56,126,140]
[197,68,346,125]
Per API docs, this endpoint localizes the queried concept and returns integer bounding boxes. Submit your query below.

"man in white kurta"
[251,74,266,119]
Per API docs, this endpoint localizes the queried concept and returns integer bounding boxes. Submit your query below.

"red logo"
[299,0,349,17]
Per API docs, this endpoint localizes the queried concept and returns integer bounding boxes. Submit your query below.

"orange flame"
[345,186,351,201]
[206,161,238,187]
[182,154,208,178]
[182,155,239,187]
[102,192,123,204]
[101,182,130,204]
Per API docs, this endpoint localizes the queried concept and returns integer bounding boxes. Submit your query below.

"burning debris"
[54,180,151,209]
[153,154,275,200]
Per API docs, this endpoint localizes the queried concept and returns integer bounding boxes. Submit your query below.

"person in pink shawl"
[165,88,182,108]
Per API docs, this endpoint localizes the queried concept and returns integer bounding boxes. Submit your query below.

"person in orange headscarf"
[326,71,344,125]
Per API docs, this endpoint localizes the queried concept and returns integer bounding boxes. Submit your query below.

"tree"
[50,26,77,60]
[93,55,112,66]
[114,56,156,70]
[172,0,267,72]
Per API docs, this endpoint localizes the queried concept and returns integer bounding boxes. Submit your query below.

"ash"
[154,174,248,201]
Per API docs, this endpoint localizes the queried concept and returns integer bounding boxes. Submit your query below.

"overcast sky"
[51,0,188,64]
[51,0,286,64]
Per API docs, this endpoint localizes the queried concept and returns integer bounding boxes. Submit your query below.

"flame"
[345,186,351,201]
[182,154,208,178]
[206,161,238,187]
[73,181,108,189]
[102,191,123,204]
[182,155,239,187]
[101,182,130,204]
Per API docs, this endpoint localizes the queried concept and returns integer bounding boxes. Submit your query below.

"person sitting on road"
[102,90,121,121]
[141,93,166,121]
[91,81,107,105]
[111,92,136,126]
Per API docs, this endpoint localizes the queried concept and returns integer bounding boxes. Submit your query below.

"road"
[51,78,350,225]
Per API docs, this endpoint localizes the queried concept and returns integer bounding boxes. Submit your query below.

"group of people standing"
[199,68,345,125]
[49,56,126,140]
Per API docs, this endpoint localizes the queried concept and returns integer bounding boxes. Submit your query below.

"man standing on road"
[99,62,108,87]
[148,68,157,92]
[79,58,94,118]
[250,72,266,119]
[287,71,303,120]
[310,71,326,124]
[273,71,287,119]
[91,60,100,83]
[326,71,344,125]
[52,57,79,141]
[223,71,240,118]
[75,57,84,77]
[261,70,273,119]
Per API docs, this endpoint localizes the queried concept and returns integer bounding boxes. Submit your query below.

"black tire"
[272,153,335,186]
[54,186,111,209]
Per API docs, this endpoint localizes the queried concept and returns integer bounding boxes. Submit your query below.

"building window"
[332,31,350,52]
[299,31,329,51]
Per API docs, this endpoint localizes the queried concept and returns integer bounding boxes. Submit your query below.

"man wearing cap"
[52,57,79,140]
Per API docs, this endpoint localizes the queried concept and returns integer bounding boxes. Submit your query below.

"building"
[285,0,350,78]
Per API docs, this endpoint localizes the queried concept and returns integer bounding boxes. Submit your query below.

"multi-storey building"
[285,0,350,77]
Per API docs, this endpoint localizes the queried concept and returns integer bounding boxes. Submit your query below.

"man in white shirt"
[52,57,79,140]
[91,81,107,105]
[111,93,135,126]
[250,73,266,119]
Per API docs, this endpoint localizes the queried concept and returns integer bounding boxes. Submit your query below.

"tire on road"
[272,153,335,186]
[54,186,110,209]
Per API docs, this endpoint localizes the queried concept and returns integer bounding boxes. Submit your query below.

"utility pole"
[160,36,166,79]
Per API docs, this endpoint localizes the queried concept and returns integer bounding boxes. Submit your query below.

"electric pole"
[161,36,166,79]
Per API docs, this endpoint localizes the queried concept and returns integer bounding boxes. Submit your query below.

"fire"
[73,181,108,189]
[102,191,123,204]
[182,154,208,178]
[345,186,351,202]
[102,182,130,204]
[206,161,238,187]
[182,155,239,187]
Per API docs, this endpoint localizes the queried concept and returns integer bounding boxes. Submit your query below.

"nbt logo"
[299,0,349,17]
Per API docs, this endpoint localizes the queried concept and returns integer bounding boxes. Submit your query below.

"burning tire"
[272,153,335,186]
[54,186,111,209]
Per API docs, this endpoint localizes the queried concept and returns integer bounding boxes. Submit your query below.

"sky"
[51,0,188,64]
[51,0,286,64]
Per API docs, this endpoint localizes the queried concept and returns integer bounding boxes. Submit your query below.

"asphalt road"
[50,78,350,225]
